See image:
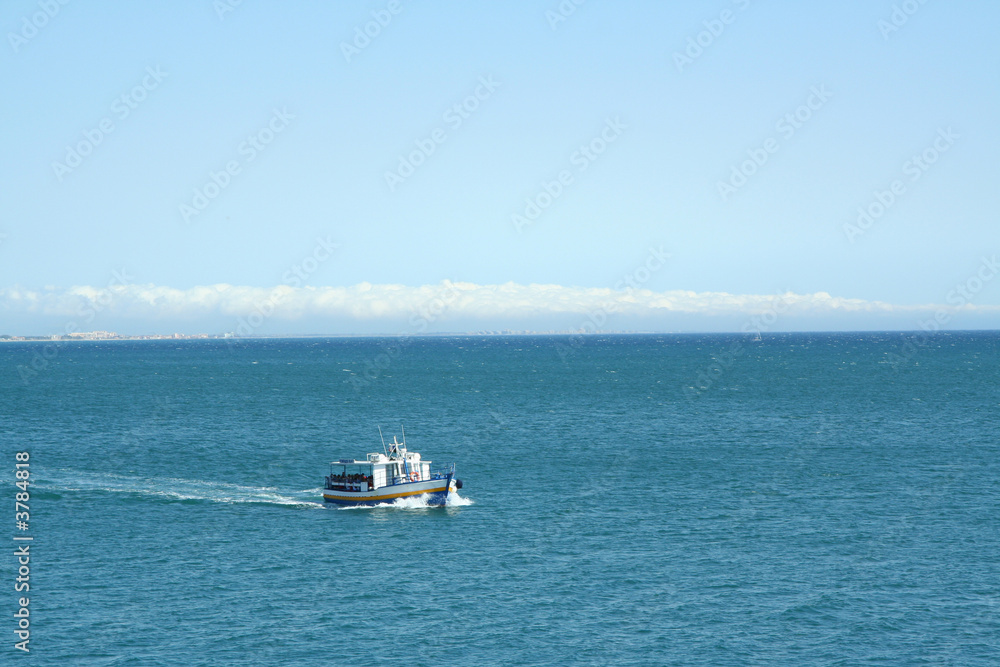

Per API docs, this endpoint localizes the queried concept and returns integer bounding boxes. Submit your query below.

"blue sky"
[2,0,999,334]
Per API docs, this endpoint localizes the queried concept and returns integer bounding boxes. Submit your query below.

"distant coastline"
[0,330,656,342]
[3,329,999,343]
[1,332,219,342]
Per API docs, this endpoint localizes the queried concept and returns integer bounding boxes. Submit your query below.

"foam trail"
[337,492,474,510]
[35,470,324,509]
[446,493,474,507]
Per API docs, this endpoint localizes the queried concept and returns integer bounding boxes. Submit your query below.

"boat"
[322,429,462,507]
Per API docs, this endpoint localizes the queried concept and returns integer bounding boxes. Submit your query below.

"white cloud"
[2,281,998,329]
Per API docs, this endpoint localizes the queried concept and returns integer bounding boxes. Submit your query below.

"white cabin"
[325,437,435,491]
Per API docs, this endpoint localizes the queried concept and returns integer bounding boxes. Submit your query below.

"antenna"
[401,424,406,447]
[378,426,388,457]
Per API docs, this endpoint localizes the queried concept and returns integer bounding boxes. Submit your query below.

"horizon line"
[4,328,1000,341]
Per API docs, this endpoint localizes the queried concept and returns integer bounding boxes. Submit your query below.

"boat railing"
[325,475,373,492]
[429,462,455,480]
[328,483,369,492]
[390,474,424,485]
[385,463,454,486]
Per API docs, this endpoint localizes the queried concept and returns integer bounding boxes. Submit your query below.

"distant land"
[0,331,218,341]
[0,330,658,342]
[4,329,998,343]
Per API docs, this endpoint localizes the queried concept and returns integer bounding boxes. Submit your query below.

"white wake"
[336,492,474,510]
[35,470,323,509]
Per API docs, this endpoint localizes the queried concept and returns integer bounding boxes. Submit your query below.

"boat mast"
[378,426,388,458]
[398,427,409,478]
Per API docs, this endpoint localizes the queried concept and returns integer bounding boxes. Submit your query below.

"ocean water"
[2,333,998,665]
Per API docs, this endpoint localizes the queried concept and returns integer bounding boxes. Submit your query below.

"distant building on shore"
[66,331,121,340]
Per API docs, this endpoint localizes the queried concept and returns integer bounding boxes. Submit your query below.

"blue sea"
[3,333,999,665]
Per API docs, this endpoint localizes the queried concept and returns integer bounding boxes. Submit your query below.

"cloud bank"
[2,281,998,335]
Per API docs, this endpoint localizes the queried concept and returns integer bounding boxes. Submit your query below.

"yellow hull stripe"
[322,485,449,503]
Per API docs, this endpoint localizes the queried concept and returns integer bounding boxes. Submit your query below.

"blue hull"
[323,488,451,507]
